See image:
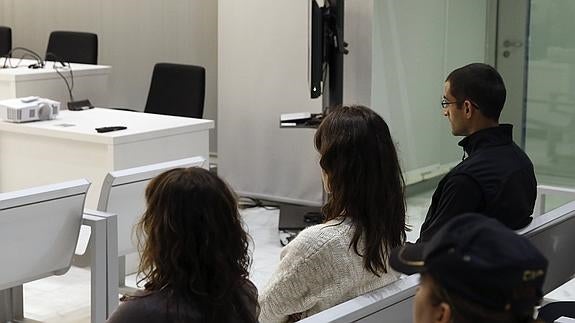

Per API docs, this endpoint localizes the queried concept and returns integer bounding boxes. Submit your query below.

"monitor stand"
[277,108,331,245]
[278,204,324,246]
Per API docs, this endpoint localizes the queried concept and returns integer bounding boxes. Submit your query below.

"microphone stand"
[46,52,93,111]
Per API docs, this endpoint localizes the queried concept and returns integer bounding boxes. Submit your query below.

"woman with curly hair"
[107,167,259,323]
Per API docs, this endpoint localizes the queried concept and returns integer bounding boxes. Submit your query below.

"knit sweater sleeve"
[258,225,349,323]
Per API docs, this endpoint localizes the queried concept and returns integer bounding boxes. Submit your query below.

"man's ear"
[464,100,474,118]
[435,302,452,323]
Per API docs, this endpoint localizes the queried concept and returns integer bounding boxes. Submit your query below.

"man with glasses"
[418,63,537,242]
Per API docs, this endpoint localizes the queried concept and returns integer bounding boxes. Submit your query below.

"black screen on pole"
[310,0,324,99]
[308,0,347,106]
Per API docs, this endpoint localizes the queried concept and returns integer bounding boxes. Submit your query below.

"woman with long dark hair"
[106,167,259,323]
[259,105,407,322]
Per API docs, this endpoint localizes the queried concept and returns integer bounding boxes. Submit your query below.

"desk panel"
[0,60,111,107]
[0,108,213,208]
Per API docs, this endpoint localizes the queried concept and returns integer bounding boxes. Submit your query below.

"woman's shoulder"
[108,285,258,323]
[284,219,353,256]
[107,291,169,323]
[299,218,353,240]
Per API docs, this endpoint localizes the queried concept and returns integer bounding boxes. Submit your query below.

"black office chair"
[0,26,12,57]
[45,31,98,64]
[144,63,205,119]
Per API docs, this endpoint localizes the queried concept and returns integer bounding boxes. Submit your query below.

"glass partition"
[372,0,489,182]
[525,0,575,210]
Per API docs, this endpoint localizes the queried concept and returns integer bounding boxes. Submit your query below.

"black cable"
[3,47,45,69]
[1,53,38,69]
[47,52,75,103]
[53,65,74,102]
[53,63,74,102]
[238,196,280,210]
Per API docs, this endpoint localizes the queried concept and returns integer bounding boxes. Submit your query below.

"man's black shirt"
[418,124,537,242]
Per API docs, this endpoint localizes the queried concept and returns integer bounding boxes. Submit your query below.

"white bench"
[298,275,418,323]
[0,180,117,323]
[83,209,119,321]
[519,200,575,294]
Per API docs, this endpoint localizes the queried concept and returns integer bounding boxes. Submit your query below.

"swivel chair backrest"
[0,26,12,57]
[46,30,98,64]
[144,63,205,119]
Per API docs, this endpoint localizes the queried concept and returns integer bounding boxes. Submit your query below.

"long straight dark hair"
[136,167,258,323]
[315,105,407,275]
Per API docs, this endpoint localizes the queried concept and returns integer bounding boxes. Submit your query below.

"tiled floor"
[20,191,575,322]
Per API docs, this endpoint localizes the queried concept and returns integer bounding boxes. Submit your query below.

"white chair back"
[518,200,575,294]
[97,157,206,256]
[0,179,90,290]
[299,274,418,323]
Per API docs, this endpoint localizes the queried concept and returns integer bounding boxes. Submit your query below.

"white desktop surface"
[0,59,111,106]
[0,59,110,81]
[0,108,213,144]
[0,108,214,207]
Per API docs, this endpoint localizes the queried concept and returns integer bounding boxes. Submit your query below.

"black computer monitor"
[309,0,324,99]
[309,0,347,109]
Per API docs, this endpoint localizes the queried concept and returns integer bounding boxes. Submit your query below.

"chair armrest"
[82,209,119,322]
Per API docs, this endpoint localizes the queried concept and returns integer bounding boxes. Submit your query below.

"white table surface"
[0,108,214,144]
[0,108,214,207]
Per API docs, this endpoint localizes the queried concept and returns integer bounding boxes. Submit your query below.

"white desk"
[0,108,214,207]
[0,59,111,107]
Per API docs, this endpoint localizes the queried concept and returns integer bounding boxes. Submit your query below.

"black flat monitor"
[309,0,324,99]
[309,0,347,109]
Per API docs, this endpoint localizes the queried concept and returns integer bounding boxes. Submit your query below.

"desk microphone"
[47,52,93,111]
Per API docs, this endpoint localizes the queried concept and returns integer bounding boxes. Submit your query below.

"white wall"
[218,0,373,205]
[344,0,373,107]
[218,0,324,205]
[0,0,218,153]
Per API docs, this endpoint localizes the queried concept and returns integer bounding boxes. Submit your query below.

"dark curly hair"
[136,167,257,323]
[315,105,407,276]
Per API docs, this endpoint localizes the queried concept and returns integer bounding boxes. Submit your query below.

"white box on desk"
[0,97,60,123]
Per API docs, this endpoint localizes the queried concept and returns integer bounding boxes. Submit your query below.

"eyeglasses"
[440,98,461,109]
[440,98,481,110]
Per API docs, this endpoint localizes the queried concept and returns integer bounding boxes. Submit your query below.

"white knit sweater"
[258,218,400,323]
